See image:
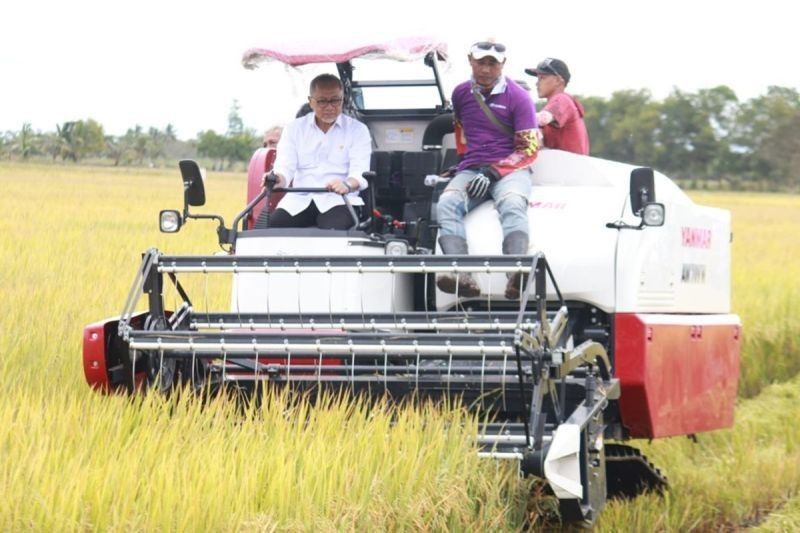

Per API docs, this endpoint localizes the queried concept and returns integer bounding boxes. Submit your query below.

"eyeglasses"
[310,97,344,108]
[472,41,506,53]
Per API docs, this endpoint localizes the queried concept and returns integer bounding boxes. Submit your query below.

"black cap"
[525,58,571,83]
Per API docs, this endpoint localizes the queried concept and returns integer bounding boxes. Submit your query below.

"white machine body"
[436,150,732,314]
[232,234,413,313]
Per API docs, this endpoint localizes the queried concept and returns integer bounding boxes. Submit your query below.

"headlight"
[642,203,665,227]
[385,240,409,256]
[160,210,183,233]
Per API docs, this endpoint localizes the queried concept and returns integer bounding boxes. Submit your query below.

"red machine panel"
[83,312,149,393]
[613,313,740,439]
[83,319,113,392]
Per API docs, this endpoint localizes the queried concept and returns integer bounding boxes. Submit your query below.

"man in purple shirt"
[437,40,540,299]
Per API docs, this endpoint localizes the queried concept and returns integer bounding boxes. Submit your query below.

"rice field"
[1,162,799,530]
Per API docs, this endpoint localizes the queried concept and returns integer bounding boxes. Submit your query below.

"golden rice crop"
[1,162,799,530]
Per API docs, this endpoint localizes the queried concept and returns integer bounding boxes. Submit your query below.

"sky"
[1,0,797,140]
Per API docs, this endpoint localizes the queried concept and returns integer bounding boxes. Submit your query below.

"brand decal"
[529,201,566,209]
[681,263,707,283]
[681,227,712,249]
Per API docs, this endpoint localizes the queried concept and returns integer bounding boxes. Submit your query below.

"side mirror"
[179,159,206,207]
[606,169,666,231]
[629,167,655,216]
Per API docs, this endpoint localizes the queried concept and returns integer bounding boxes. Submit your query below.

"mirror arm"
[605,219,645,231]
[183,183,192,220]
[184,212,230,245]
[637,188,650,216]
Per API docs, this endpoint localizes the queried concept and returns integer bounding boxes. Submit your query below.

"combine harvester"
[83,38,740,525]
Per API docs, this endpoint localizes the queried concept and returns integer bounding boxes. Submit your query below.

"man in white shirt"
[266,74,372,229]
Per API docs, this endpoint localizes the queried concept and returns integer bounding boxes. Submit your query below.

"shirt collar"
[471,75,507,96]
[306,111,345,131]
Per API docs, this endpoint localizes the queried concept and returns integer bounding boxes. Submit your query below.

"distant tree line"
[0,100,260,171]
[577,85,800,191]
[2,88,799,190]
[195,100,260,170]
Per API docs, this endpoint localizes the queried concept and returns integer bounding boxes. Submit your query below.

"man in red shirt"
[525,58,590,155]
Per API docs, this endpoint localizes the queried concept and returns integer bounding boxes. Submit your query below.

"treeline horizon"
[2,86,799,191]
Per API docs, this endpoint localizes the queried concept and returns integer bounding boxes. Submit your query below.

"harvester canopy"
[241,36,448,68]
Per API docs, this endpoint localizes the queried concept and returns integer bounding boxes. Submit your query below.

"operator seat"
[421,112,455,174]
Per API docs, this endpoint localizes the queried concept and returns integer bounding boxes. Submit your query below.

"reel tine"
[414,340,420,391]
[381,339,388,394]
[327,261,334,329]
[264,260,273,329]
[284,338,291,382]
[446,340,453,398]
[252,338,259,382]
[131,348,138,393]
[203,261,211,331]
[358,261,366,329]
[349,339,356,392]
[158,339,165,391]
[480,341,486,399]
[390,261,398,329]
[485,259,493,322]
[294,261,304,329]
[316,338,322,388]
[457,258,469,319]
[422,261,430,326]
[190,339,198,390]
[454,259,460,303]
[221,338,227,384]
[501,341,508,413]
[235,262,244,328]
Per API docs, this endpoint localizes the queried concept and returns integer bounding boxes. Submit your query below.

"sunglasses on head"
[472,41,506,53]
[539,58,563,74]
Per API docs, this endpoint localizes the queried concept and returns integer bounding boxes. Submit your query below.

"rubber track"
[605,443,669,499]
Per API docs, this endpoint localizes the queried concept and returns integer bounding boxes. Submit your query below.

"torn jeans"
[437,167,532,240]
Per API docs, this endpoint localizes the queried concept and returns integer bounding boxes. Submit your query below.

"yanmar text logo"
[681,227,712,249]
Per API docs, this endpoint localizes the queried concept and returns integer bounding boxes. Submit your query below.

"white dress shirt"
[273,112,372,215]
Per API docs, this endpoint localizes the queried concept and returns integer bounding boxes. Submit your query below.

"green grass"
[755,492,800,531]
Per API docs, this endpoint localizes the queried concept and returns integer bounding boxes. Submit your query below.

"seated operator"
[264,74,372,230]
